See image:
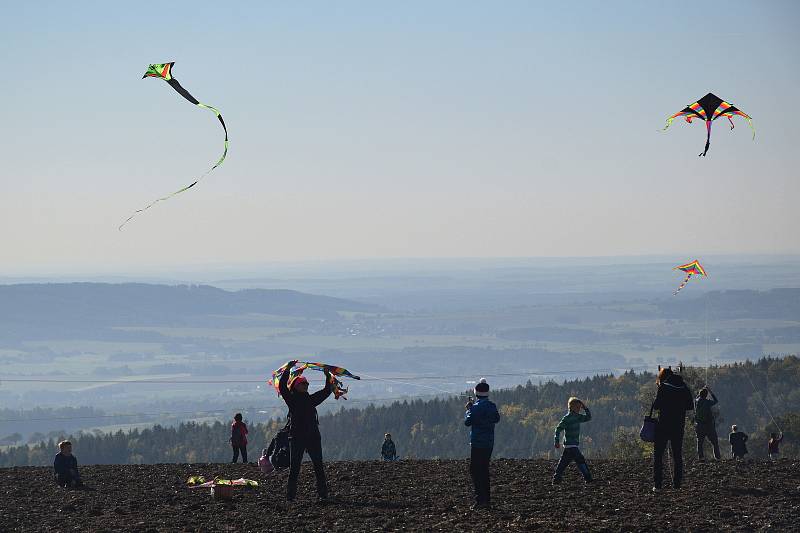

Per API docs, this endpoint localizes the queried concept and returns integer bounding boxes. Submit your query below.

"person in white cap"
[464,378,500,509]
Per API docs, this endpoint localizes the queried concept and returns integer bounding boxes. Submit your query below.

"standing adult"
[464,378,500,509]
[695,387,721,460]
[651,367,694,490]
[279,360,333,502]
[230,413,249,463]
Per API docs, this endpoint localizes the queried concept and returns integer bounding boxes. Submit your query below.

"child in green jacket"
[553,397,592,483]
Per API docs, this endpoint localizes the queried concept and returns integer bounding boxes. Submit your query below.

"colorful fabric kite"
[662,93,754,157]
[673,260,707,295]
[119,62,229,230]
[270,361,361,400]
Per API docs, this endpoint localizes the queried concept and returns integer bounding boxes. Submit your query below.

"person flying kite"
[662,93,754,157]
[119,62,229,230]
[673,260,707,295]
[270,361,361,400]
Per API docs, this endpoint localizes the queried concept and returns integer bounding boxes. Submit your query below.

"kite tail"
[119,103,228,231]
[744,116,756,140]
[699,121,711,157]
[661,116,676,132]
[118,181,199,230]
[673,273,692,295]
[197,103,229,170]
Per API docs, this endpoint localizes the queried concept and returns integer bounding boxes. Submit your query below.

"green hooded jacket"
[554,407,591,446]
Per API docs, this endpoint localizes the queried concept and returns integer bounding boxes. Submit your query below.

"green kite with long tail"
[120,62,228,230]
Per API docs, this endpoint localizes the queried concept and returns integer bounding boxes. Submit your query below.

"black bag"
[640,403,657,443]
[270,429,291,469]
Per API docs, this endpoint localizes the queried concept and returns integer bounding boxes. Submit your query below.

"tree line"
[1,356,796,467]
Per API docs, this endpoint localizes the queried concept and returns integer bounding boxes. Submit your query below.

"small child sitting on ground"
[54,440,83,488]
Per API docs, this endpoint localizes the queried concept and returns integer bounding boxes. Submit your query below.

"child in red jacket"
[231,413,249,463]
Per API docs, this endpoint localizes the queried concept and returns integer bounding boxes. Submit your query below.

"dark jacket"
[381,439,397,459]
[230,420,248,447]
[652,374,694,427]
[695,393,718,424]
[279,368,332,438]
[53,452,78,477]
[729,431,748,455]
[464,397,500,449]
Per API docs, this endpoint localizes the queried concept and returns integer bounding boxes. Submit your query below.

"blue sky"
[1,1,798,274]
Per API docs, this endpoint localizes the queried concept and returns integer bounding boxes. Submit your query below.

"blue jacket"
[464,398,500,449]
[53,452,78,477]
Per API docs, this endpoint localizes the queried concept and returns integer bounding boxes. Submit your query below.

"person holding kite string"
[694,388,721,460]
[279,360,333,502]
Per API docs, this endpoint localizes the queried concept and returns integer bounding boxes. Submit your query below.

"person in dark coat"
[651,367,694,490]
[464,378,500,509]
[53,440,83,488]
[381,433,397,461]
[230,413,249,463]
[279,360,333,502]
[694,388,721,460]
[728,425,748,459]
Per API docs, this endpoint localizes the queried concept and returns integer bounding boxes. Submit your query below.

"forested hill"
[1,357,797,466]
[0,283,379,337]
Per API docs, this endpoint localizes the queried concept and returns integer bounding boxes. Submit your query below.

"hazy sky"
[1,1,798,275]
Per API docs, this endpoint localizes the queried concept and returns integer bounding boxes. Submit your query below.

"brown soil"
[1,459,798,532]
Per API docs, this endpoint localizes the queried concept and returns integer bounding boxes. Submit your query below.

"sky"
[1,1,799,275]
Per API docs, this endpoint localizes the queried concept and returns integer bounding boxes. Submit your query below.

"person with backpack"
[695,387,721,460]
[279,360,333,502]
[651,367,694,491]
[381,433,397,461]
[728,425,749,460]
[230,413,249,463]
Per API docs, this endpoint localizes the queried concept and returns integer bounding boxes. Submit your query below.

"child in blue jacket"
[464,378,500,509]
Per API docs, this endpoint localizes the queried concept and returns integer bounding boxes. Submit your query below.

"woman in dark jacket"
[279,360,333,502]
[651,367,694,490]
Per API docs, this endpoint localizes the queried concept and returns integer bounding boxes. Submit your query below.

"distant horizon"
[3,252,800,280]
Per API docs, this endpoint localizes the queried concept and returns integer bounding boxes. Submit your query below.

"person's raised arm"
[464,403,474,427]
[310,369,334,406]
[279,360,297,404]
[709,390,718,406]
[580,403,592,422]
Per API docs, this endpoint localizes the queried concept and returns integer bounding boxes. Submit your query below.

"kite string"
[358,372,460,396]
[743,362,782,433]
